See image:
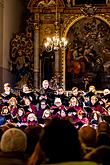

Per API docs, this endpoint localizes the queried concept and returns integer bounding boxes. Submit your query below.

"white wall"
[0,0,3,85]
[2,0,25,88]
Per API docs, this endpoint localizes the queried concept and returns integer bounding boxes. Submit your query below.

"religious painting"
[66,17,110,90]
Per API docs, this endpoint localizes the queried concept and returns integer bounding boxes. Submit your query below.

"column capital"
[33,22,39,31]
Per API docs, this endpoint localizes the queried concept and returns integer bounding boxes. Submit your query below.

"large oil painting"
[66,17,110,90]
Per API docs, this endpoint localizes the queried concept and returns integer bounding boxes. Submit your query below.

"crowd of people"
[0,80,110,164]
[0,80,110,128]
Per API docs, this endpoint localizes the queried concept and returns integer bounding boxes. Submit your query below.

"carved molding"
[80,4,97,17]
[61,14,84,36]
[28,0,65,9]
[9,17,34,88]
[33,22,39,30]
[97,13,110,24]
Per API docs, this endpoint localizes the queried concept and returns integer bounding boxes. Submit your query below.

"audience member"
[27,118,82,165]
[0,128,27,165]
[97,121,110,135]
[24,125,42,157]
[79,125,97,156]
[84,145,110,165]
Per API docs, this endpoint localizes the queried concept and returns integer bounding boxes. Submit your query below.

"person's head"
[96,132,110,147]
[1,106,10,115]
[69,97,78,106]
[23,97,31,106]
[54,98,62,107]
[27,113,37,122]
[60,110,66,118]
[22,84,30,93]
[84,94,90,102]
[84,145,110,165]
[42,80,49,89]
[89,85,96,94]
[42,109,51,119]
[17,108,25,117]
[24,125,42,156]
[97,121,110,135]
[0,128,27,152]
[9,97,17,106]
[57,87,64,95]
[91,95,98,105]
[4,83,11,93]
[77,109,85,119]
[40,100,47,109]
[40,118,81,163]
[79,125,96,147]
[72,87,78,96]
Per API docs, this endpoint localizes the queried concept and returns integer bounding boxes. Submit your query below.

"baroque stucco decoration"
[9,18,34,88]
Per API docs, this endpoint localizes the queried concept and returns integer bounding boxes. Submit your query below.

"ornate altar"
[10,0,110,90]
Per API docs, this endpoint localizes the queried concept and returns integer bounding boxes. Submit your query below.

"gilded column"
[33,21,40,89]
[54,15,60,74]
[106,0,110,4]
[55,50,60,74]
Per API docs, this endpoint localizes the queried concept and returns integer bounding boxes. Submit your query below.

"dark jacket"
[0,151,26,165]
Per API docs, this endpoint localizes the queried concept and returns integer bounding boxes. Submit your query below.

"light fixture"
[44,0,68,52]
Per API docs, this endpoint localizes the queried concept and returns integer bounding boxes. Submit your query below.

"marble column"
[33,22,40,89]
